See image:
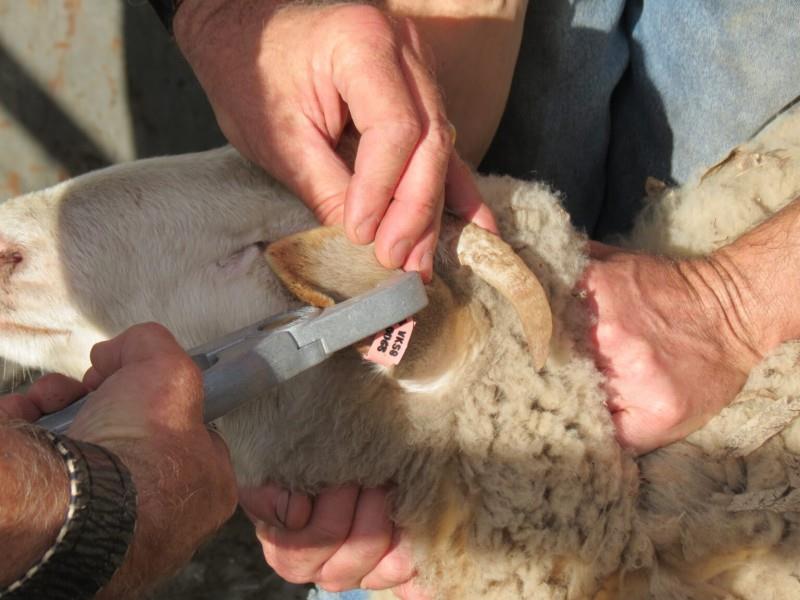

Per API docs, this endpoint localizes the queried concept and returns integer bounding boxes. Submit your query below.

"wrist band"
[148,0,185,33]
[0,431,137,600]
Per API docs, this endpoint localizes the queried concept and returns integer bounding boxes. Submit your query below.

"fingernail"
[354,215,379,244]
[419,251,434,279]
[390,239,412,268]
[275,489,290,528]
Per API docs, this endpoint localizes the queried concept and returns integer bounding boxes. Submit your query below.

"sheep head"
[0,148,318,386]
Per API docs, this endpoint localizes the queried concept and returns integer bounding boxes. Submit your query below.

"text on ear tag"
[364,319,416,366]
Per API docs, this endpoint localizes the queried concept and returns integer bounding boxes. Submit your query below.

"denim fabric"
[482,0,800,238]
[308,588,370,600]
[310,3,800,597]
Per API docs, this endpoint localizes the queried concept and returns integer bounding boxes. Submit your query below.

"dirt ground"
[152,510,310,600]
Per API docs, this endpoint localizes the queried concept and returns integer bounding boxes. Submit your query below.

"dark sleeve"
[147,0,182,33]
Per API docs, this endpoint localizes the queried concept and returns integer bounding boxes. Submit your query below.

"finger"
[240,483,313,530]
[0,393,31,421]
[318,487,394,590]
[82,323,203,426]
[392,579,432,600]
[271,123,353,226]
[258,484,360,584]
[360,527,417,591]
[337,30,426,245]
[372,26,453,269]
[82,366,104,391]
[88,323,184,381]
[0,374,88,422]
[401,210,441,283]
[25,373,88,415]
[444,153,499,234]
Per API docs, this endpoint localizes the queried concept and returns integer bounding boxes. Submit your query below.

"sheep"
[1,104,800,600]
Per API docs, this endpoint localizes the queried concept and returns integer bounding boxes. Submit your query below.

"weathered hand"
[174,0,496,281]
[239,484,429,598]
[0,324,237,598]
[77,324,237,597]
[0,373,87,422]
[69,323,237,563]
[581,243,763,453]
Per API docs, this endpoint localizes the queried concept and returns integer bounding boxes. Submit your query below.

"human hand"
[70,323,236,560]
[0,324,237,597]
[239,484,429,599]
[25,324,236,596]
[580,243,763,453]
[174,0,497,281]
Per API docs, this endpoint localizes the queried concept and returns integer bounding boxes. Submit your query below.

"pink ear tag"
[364,318,416,366]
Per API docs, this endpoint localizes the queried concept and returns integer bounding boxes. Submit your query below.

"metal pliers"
[37,272,428,434]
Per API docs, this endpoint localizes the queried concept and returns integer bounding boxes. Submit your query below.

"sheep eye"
[215,241,270,273]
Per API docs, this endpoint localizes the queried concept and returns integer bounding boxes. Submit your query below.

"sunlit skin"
[0,325,237,599]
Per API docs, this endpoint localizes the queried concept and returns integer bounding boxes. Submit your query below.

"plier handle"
[37,272,428,433]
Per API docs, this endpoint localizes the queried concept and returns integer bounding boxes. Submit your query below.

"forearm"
[0,425,68,586]
[713,198,800,352]
[385,0,529,164]
[96,438,232,600]
[1,426,229,599]
[690,195,800,361]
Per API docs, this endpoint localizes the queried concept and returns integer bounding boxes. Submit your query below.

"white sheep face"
[0,186,103,379]
[0,148,316,384]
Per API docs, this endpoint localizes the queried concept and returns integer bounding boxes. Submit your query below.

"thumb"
[392,578,433,600]
[611,409,658,456]
[0,374,87,422]
[239,483,313,530]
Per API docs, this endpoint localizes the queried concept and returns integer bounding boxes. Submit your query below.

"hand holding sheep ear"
[173,0,500,281]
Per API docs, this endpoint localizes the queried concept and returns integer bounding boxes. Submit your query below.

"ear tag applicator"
[37,272,428,433]
[365,318,416,366]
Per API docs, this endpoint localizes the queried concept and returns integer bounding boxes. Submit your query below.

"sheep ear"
[268,225,473,382]
[266,226,396,307]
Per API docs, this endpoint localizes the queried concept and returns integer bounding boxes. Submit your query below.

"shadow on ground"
[153,510,311,600]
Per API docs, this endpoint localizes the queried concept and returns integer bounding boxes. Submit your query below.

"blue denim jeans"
[309,589,370,600]
[482,0,800,238]
[311,2,799,597]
